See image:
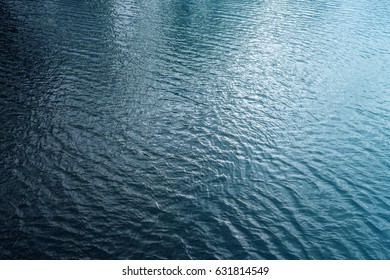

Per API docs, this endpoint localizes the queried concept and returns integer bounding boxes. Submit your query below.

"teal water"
[0,0,389,259]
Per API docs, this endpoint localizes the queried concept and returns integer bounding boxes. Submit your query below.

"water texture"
[0,0,389,259]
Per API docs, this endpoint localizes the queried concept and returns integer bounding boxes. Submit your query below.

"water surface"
[1,0,389,259]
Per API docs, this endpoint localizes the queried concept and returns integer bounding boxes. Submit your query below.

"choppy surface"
[1,0,389,259]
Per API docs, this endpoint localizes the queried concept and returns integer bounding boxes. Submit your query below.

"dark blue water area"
[0,0,389,259]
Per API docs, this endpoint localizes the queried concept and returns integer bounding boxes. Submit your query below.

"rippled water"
[1,0,389,259]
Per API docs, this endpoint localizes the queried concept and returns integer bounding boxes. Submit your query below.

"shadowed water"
[0,0,389,259]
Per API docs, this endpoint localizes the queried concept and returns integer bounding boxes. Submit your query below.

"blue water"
[0,0,389,259]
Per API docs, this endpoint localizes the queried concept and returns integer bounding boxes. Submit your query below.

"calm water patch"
[1,0,389,259]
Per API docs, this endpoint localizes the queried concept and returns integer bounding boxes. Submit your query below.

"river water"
[1,0,389,259]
